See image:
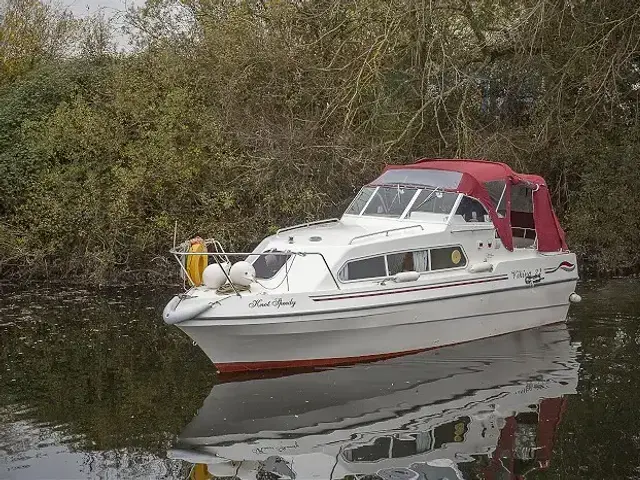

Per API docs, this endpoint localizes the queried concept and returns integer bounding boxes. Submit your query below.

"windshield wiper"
[413,187,443,211]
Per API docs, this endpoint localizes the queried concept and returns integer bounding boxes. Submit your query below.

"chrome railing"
[349,224,424,245]
[276,218,340,235]
[170,239,340,296]
[171,238,230,289]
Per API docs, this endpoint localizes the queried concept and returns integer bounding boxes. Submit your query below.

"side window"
[455,196,489,222]
[511,184,534,213]
[387,251,429,274]
[431,246,467,270]
[497,196,507,217]
[484,180,507,217]
[511,184,536,247]
[339,246,465,281]
[338,256,386,281]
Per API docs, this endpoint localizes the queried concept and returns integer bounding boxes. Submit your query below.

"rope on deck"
[216,283,251,295]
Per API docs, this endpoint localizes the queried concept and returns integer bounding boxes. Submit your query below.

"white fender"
[393,271,421,283]
[468,262,493,273]
[163,296,213,325]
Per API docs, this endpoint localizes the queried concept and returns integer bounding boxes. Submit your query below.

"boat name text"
[511,268,544,285]
[248,297,297,309]
[252,441,299,454]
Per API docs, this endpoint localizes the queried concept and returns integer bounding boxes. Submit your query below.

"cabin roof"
[376,158,567,253]
[381,158,546,186]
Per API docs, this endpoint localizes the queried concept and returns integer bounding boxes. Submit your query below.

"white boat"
[163,158,580,373]
[168,324,580,479]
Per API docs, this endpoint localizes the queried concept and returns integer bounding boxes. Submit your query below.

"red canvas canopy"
[380,158,567,252]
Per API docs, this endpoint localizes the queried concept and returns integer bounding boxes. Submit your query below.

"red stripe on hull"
[215,348,427,373]
[311,276,508,302]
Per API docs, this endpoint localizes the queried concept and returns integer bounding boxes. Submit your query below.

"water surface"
[1,280,639,479]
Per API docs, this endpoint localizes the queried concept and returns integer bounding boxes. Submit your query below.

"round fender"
[393,271,421,283]
[468,262,493,273]
[163,296,213,325]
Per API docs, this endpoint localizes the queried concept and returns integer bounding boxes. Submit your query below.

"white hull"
[174,267,577,372]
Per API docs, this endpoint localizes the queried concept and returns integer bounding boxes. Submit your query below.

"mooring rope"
[215,283,251,295]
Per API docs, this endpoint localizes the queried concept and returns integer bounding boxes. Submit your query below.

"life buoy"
[186,242,208,286]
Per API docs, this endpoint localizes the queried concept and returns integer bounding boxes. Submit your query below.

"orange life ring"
[186,241,208,286]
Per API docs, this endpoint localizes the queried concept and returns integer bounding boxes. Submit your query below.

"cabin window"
[511,184,534,213]
[338,255,387,281]
[430,246,467,270]
[511,184,536,248]
[344,187,376,215]
[455,196,489,222]
[362,186,418,218]
[387,250,429,275]
[339,246,465,282]
[252,249,292,279]
[406,189,458,218]
[485,180,507,217]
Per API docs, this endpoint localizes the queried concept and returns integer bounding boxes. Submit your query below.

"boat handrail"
[171,238,231,289]
[169,245,340,295]
[172,238,229,258]
[348,224,424,245]
[450,225,495,233]
[276,218,340,235]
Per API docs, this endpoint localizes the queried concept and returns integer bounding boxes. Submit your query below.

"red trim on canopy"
[382,158,568,252]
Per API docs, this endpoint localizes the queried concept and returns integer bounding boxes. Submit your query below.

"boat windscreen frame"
[343,184,462,221]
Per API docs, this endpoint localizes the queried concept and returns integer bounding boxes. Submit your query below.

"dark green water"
[1,280,639,479]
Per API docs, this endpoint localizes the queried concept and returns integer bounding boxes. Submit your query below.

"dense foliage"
[1,0,639,283]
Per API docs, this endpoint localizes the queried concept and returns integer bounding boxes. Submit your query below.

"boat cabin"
[245,159,568,292]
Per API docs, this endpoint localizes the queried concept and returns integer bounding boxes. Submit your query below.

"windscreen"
[362,186,418,218]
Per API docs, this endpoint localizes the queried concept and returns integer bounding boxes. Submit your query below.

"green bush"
[1,0,640,282]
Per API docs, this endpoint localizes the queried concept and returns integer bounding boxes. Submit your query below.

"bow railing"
[170,239,340,295]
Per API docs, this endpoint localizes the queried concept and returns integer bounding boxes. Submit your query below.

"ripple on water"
[1,280,640,479]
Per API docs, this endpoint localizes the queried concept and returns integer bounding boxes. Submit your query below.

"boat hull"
[176,277,577,373]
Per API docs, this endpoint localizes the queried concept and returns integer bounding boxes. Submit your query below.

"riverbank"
[2,0,640,284]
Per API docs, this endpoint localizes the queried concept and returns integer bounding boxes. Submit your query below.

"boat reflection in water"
[169,324,579,479]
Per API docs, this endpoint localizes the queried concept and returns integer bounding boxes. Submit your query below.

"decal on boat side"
[511,268,544,285]
[311,275,509,302]
[249,297,297,309]
[524,272,544,285]
[545,261,576,274]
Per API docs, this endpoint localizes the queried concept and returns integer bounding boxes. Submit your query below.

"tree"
[0,0,76,84]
